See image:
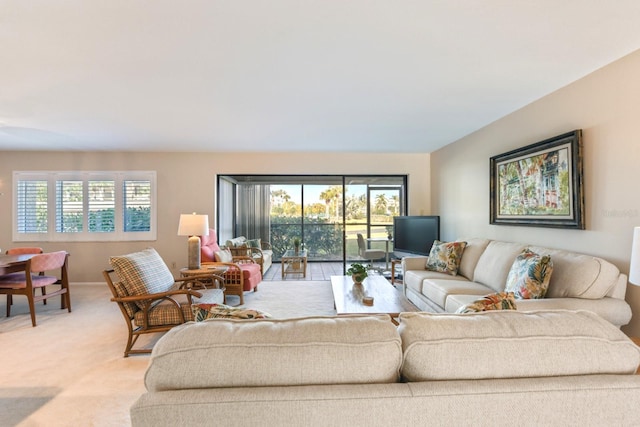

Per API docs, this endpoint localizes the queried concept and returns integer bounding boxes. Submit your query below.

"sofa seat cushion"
[446,294,634,328]
[404,269,461,295]
[527,246,620,299]
[514,297,633,328]
[238,263,262,290]
[398,310,640,382]
[145,315,402,391]
[421,279,493,310]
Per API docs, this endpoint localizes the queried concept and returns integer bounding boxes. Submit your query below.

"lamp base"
[187,235,201,270]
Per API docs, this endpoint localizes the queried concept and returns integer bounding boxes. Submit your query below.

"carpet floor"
[0,280,336,426]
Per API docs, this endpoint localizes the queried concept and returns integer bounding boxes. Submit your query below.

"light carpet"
[0,280,336,427]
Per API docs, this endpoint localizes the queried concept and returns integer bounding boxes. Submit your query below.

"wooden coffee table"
[330,275,417,324]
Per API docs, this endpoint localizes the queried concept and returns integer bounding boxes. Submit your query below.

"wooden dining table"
[0,253,37,275]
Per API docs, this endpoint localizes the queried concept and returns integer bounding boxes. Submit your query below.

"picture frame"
[490,130,584,229]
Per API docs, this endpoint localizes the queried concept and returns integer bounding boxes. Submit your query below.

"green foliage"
[346,263,368,282]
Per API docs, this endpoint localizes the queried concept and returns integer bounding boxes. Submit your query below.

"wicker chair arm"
[231,255,256,264]
[111,288,203,303]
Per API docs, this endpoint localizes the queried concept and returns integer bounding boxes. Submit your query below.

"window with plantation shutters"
[13,171,156,242]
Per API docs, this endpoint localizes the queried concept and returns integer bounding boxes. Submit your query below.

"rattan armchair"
[104,248,225,357]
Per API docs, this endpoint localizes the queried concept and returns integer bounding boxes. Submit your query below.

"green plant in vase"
[346,263,368,284]
[293,237,301,254]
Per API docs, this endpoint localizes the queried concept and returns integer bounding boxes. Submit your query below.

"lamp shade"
[177,213,209,237]
[629,226,640,286]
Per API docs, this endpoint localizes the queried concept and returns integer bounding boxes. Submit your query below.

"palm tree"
[319,186,342,221]
[374,194,388,215]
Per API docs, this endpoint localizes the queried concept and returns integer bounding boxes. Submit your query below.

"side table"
[390,259,402,286]
[281,249,308,279]
[180,265,228,301]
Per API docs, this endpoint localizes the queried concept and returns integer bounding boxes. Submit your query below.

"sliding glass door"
[217,175,406,265]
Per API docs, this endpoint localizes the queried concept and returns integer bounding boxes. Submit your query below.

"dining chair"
[0,251,71,327]
[5,247,46,306]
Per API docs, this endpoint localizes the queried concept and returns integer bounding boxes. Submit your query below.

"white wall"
[0,151,431,282]
[431,49,640,336]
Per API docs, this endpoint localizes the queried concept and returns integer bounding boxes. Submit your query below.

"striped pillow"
[110,248,175,309]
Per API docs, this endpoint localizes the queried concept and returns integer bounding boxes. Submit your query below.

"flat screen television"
[393,216,440,257]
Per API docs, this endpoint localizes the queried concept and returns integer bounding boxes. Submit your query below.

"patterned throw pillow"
[192,303,271,321]
[247,238,262,248]
[505,249,553,299]
[214,248,233,263]
[425,240,467,276]
[109,248,175,310]
[456,292,517,313]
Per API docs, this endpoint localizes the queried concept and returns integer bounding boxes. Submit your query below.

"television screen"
[393,216,440,257]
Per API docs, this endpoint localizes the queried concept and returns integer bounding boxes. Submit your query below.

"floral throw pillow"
[505,249,553,299]
[425,240,467,276]
[456,292,517,313]
[192,303,271,321]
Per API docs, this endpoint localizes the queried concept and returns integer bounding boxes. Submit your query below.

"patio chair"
[104,248,225,357]
[357,233,385,273]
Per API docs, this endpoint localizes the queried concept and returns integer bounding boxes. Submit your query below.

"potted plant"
[293,237,301,255]
[346,263,368,284]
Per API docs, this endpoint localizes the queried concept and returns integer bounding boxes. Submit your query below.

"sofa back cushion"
[145,315,402,391]
[527,246,620,299]
[398,310,640,381]
[473,241,526,291]
[225,236,247,247]
[456,238,491,280]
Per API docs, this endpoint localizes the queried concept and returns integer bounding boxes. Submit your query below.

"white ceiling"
[2,1,640,153]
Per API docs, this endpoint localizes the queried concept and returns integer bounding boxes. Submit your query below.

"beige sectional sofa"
[402,238,632,327]
[131,311,640,426]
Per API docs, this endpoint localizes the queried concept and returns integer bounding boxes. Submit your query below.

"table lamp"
[177,213,209,270]
[630,226,640,286]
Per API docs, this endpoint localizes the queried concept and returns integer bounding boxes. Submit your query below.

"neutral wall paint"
[431,48,640,336]
[0,151,430,282]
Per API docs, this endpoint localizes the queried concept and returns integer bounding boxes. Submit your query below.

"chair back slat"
[30,251,67,273]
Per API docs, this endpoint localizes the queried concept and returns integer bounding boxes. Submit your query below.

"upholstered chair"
[200,229,261,303]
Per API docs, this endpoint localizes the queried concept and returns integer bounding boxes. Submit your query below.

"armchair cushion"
[110,248,175,309]
[213,248,233,263]
[200,229,221,262]
[247,238,261,248]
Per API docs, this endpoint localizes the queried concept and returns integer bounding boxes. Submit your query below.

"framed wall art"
[490,130,584,229]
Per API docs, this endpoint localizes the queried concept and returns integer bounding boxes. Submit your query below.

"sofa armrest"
[402,256,428,272]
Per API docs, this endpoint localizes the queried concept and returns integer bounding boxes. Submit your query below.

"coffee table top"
[282,249,307,258]
[330,275,417,318]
